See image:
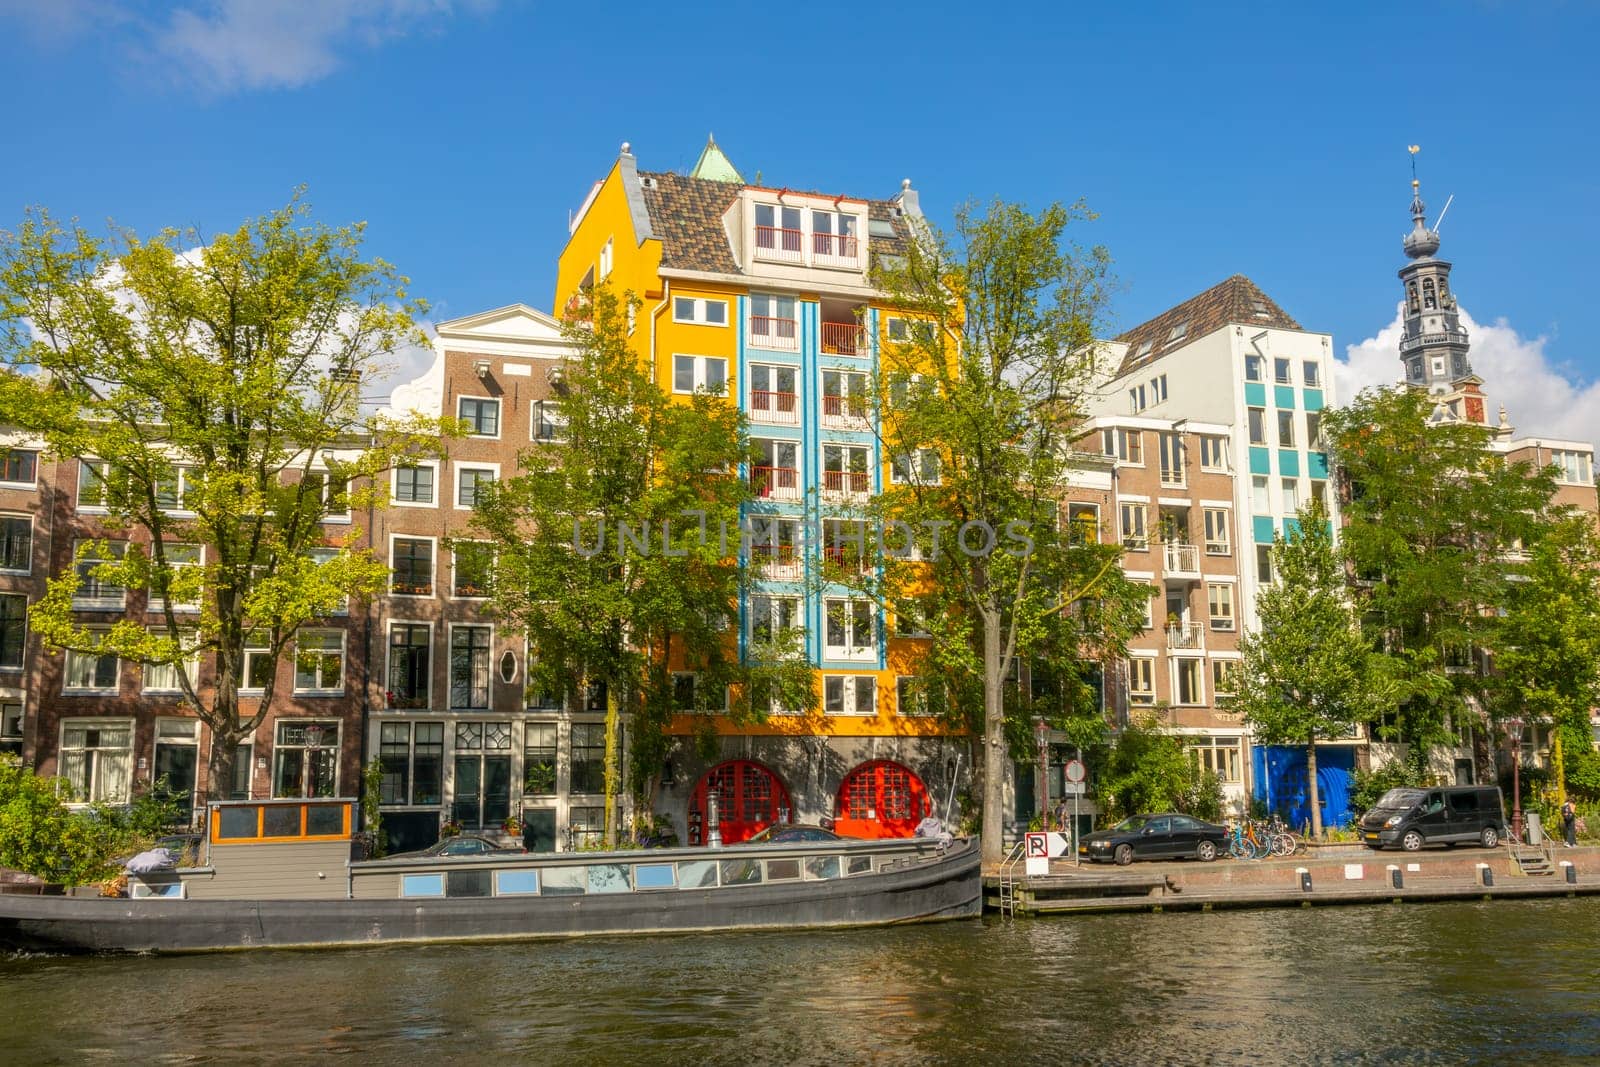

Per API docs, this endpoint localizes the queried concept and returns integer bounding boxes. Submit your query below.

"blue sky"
[3,1,1597,440]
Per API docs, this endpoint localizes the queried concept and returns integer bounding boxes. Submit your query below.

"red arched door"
[688,760,791,845]
[833,760,930,839]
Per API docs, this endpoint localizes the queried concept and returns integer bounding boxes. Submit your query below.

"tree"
[471,286,809,847]
[0,198,441,801]
[1097,716,1223,822]
[1228,502,1384,837]
[0,758,177,884]
[865,200,1147,865]
[1322,388,1555,777]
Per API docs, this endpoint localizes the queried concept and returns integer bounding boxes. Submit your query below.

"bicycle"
[1227,821,1270,860]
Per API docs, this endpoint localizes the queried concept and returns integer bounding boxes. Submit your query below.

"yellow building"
[556,138,961,843]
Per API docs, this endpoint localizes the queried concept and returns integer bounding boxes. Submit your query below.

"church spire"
[689,134,744,184]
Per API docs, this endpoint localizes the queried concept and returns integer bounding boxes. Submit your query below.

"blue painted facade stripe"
[1273,385,1297,410]
[1278,450,1301,477]
[1308,451,1329,479]
[1253,516,1277,544]
[1303,388,1325,412]
[1244,382,1267,407]
[1249,447,1272,475]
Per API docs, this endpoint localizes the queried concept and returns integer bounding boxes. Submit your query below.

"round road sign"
[1064,759,1087,784]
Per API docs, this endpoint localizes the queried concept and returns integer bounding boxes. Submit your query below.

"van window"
[1423,793,1444,814]
[1451,792,1478,812]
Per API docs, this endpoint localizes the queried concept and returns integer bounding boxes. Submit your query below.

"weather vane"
[1409,144,1421,182]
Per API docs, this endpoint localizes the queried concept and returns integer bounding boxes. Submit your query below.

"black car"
[1080,813,1229,865]
[744,824,844,844]
[382,834,526,861]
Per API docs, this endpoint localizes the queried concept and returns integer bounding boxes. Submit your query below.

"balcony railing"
[822,470,870,497]
[750,543,801,580]
[812,232,861,266]
[752,465,800,501]
[1159,466,1186,488]
[1164,542,1200,578]
[749,316,799,351]
[821,321,865,356]
[1204,539,1230,556]
[821,394,869,427]
[750,390,799,425]
[1167,623,1204,650]
[1399,327,1470,353]
[754,226,804,263]
[822,546,870,573]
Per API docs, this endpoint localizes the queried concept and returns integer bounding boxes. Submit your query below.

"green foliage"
[361,758,386,858]
[0,195,448,797]
[1347,761,1422,817]
[1097,717,1216,820]
[0,760,171,885]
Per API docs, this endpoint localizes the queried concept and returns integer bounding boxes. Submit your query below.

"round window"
[498,650,517,684]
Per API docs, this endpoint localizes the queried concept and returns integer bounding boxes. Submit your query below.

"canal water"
[3,898,1598,1064]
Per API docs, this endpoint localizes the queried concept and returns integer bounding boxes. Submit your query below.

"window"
[1131,339,1154,362]
[749,595,802,645]
[1208,584,1235,631]
[1311,479,1328,508]
[1,449,37,486]
[570,722,606,794]
[0,593,25,669]
[749,364,798,424]
[890,449,940,485]
[1273,357,1291,384]
[752,438,800,500]
[1303,361,1321,387]
[532,400,566,442]
[1101,429,1116,457]
[1247,408,1266,446]
[1128,658,1155,705]
[821,369,869,424]
[1128,384,1147,414]
[896,676,946,717]
[672,354,728,394]
[60,720,132,802]
[1252,476,1270,514]
[77,459,114,509]
[823,598,876,656]
[379,721,444,805]
[394,464,436,505]
[598,237,613,280]
[1158,433,1184,486]
[1203,509,1231,555]
[824,675,876,715]
[272,720,339,798]
[458,396,500,437]
[452,542,493,598]
[301,470,349,521]
[152,466,196,513]
[0,703,22,757]
[754,204,803,261]
[1199,436,1229,471]
[671,673,727,714]
[811,209,860,261]
[749,293,798,349]
[1167,321,1188,343]
[456,465,496,508]
[1140,586,1157,630]
[1190,735,1242,783]
[821,444,870,497]
[1067,503,1100,546]
[1256,544,1274,583]
[147,543,201,613]
[449,626,491,709]
[1119,502,1147,550]
[293,630,345,694]
[1423,278,1436,310]
[1244,355,1263,383]
[1174,659,1203,705]
[1306,411,1322,450]
[387,624,431,709]
[1282,478,1300,513]
[1211,660,1241,698]
[1277,410,1295,448]
[391,537,434,596]
[242,634,275,691]
[142,629,198,693]
[1117,429,1143,464]
[64,631,118,692]
[1150,374,1168,404]
[72,540,126,610]
[1552,450,1594,486]
[673,296,728,325]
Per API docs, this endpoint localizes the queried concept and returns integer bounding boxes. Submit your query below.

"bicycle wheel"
[1270,834,1293,857]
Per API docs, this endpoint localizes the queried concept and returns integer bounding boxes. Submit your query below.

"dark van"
[1359,785,1507,851]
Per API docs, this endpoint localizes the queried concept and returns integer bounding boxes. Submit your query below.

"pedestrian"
[1561,799,1578,848]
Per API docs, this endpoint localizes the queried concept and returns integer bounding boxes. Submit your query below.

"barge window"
[401,874,445,898]
[634,863,676,890]
[804,855,841,880]
[495,870,540,895]
[446,870,492,898]
[765,858,800,881]
[678,860,718,889]
[218,805,259,839]
[306,804,344,836]
[263,805,300,837]
[587,864,631,893]
[719,859,762,886]
[542,867,586,896]
[846,855,873,875]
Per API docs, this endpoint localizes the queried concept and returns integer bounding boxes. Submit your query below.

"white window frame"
[1273,357,1292,385]
[0,512,31,575]
[1119,502,1148,550]
[147,543,202,614]
[671,354,729,395]
[72,540,126,611]
[598,237,613,280]
[1199,435,1229,472]
[890,449,941,485]
[1207,583,1236,631]
[76,458,113,512]
[823,598,877,660]
[241,633,274,694]
[389,534,436,598]
[58,717,134,803]
[292,628,347,695]
[142,629,199,694]
[1128,656,1156,705]
[820,368,870,427]
[671,672,729,714]
[672,296,729,326]
[1189,734,1243,783]
[0,447,38,489]
[531,399,567,443]
[1172,657,1205,707]
[451,541,495,600]
[1150,374,1168,404]
[823,674,877,715]
[391,461,439,508]
[454,462,499,510]
[153,465,197,516]
[1117,429,1143,465]
[1247,408,1267,446]
[384,620,433,710]
[63,629,119,694]
[748,363,800,426]
[751,438,801,501]
[749,595,803,646]
[1066,502,1101,545]
[1282,478,1300,514]
[1203,508,1231,555]
[1252,476,1270,514]
[821,444,871,500]
[1303,361,1321,388]
[457,395,502,439]
[748,292,799,350]
[1211,658,1242,698]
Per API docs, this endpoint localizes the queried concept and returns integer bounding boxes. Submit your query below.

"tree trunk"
[205,727,238,812]
[980,614,1006,866]
[1306,736,1323,840]
[603,683,620,849]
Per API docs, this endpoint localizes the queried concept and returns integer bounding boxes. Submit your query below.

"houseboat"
[0,798,981,954]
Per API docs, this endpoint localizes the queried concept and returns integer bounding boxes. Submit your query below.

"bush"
[1099,717,1217,820]
[0,759,163,886]
[1348,761,1421,817]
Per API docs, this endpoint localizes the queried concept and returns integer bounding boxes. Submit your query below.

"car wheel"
[1114,844,1134,866]
[1401,830,1424,852]
[1196,840,1217,862]
[1480,826,1499,849]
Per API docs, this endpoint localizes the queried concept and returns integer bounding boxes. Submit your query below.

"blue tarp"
[1252,745,1356,831]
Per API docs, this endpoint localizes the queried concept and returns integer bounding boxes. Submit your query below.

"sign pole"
[1073,789,1080,867]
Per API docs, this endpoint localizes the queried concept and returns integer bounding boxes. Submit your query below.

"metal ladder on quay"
[996,839,1027,918]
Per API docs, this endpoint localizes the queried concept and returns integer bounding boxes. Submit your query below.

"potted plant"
[502,813,523,836]
[439,818,463,839]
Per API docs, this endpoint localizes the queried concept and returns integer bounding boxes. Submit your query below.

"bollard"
[1477,862,1493,887]
[1297,867,1312,892]
[1561,860,1577,885]
[1387,864,1403,890]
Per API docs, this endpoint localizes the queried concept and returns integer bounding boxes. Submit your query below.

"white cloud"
[1335,304,1600,449]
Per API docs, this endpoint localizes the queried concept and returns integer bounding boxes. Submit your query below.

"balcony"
[749,316,799,352]
[1399,327,1470,353]
[754,226,804,265]
[750,390,799,426]
[1163,542,1201,580]
[821,321,866,356]
[821,394,870,429]
[822,470,870,499]
[752,465,800,501]
[812,232,861,269]
[750,543,801,581]
[1167,623,1204,651]
[822,545,871,574]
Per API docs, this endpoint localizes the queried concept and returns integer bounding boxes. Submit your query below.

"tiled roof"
[637,171,912,276]
[1113,275,1301,375]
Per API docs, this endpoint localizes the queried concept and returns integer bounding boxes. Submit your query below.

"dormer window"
[1167,321,1188,343]
[1251,299,1269,317]
[1133,339,1154,361]
[754,204,803,263]
[812,210,861,265]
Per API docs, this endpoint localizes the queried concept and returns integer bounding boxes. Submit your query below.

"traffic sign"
[1061,781,1087,795]
[1064,759,1086,784]
[1025,832,1048,858]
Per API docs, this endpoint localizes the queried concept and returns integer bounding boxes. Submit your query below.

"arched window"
[1407,283,1420,313]
[1423,278,1437,310]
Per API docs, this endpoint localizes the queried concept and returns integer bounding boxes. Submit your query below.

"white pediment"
[434,303,566,344]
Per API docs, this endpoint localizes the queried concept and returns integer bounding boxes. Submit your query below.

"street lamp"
[1504,716,1525,843]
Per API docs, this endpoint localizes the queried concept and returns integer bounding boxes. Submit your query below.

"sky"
[2,1,1597,445]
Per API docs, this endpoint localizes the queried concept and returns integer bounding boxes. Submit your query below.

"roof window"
[1167,321,1188,343]
[869,219,898,239]
[1133,339,1154,361]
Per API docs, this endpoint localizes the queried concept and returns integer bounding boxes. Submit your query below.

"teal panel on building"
[1308,451,1329,479]
[1304,389,1325,412]
[1253,516,1277,544]
[1244,382,1267,407]
[1284,518,1302,539]
[1274,385,1297,410]
[1249,447,1271,475]
[1278,450,1301,477]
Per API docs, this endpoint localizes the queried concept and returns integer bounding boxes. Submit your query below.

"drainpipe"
[648,279,671,389]
[357,434,377,805]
